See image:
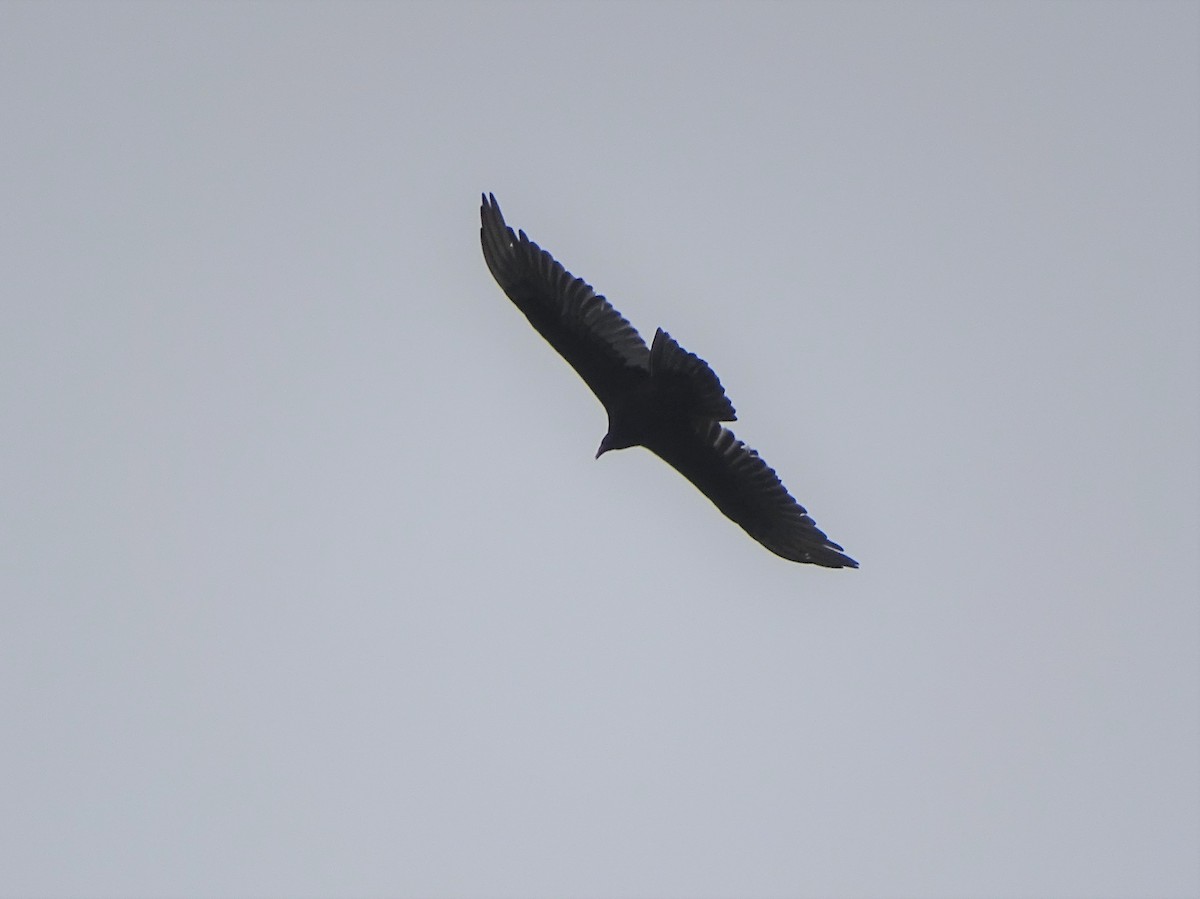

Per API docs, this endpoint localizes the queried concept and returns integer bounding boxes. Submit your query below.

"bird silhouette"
[480,194,857,568]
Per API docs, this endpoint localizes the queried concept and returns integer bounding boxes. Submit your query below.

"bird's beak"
[595,436,611,459]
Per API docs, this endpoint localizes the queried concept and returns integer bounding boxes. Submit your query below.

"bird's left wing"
[481,194,650,408]
[646,421,858,568]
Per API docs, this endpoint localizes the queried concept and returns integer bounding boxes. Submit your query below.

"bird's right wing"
[481,194,650,408]
[647,421,858,568]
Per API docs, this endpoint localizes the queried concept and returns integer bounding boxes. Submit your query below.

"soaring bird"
[480,194,857,568]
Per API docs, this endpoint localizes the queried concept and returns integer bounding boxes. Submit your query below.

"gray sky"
[3,3,1197,897]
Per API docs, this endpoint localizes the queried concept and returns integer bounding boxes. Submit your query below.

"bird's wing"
[646,421,858,568]
[481,194,650,408]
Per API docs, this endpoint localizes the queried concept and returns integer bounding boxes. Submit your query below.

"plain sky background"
[3,3,1197,898]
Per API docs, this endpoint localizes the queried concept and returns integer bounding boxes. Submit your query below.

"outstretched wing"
[646,421,858,568]
[481,193,650,408]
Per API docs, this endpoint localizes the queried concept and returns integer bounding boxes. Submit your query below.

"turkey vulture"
[480,194,857,568]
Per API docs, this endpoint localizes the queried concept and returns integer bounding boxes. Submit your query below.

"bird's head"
[595,430,636,459]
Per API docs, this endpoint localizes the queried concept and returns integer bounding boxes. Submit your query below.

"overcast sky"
[3,3,1197,898]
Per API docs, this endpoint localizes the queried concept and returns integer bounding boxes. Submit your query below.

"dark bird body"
[480,194,857,568]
